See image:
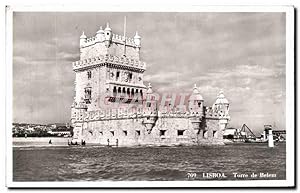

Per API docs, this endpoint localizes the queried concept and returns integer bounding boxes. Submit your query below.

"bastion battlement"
[71,104,230,123]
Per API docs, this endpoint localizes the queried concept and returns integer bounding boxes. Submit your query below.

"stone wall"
[72,116,225,146]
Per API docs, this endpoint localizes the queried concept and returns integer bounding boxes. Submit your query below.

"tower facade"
[70,21,231,146]
[71,23,146,123]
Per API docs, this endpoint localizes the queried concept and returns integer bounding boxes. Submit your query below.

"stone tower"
[213,90,230,132]
[70,21,231,146]
[71,22,147,126]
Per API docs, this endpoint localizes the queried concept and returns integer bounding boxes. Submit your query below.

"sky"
[13,12,286,133]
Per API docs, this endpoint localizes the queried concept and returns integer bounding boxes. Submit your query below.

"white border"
[5,5,295,188]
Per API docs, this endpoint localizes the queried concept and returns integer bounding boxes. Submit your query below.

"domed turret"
[188,84,204,114]
[96,26,105,41]
[80,31,87,47]
[104,23,112,47]
[214,90,230,131]
[80,31,87,39]
[104,22,112,32]
[97,26,104,34]
[213,90,230,118]
[134,31,141,47]
[191,84,204,101]
[143,82,158,134]
[188,84,204,133]
[144,82,157,108]
[215,90,229,105]
[146,83,153,94]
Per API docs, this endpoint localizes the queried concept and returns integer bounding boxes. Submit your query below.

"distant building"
[48,126,72,137]
[223,127,238,139]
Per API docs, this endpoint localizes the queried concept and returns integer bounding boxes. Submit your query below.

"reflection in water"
[13,144,286,181]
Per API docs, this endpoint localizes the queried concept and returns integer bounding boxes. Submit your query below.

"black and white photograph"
[5,5,295,188]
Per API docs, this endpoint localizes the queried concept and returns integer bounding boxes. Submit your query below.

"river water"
[13,143,285,181]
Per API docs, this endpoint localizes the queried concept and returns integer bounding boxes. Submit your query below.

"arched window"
[147,102,151,107]
[84,87,92,104]
[116,71,120,81]
[113,86,117,97]
[129,73,133,82]
[127,88,130,98]
[87,71,92,79]
[140,90,143,98]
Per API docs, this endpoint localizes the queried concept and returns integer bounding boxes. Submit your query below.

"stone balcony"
[72,54,146,72]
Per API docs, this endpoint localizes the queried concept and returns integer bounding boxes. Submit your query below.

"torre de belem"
[70,23,231,146]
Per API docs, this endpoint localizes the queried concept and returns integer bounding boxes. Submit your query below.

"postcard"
[5,5,295,188]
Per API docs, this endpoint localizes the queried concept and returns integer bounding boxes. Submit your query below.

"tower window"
[203,130,208,138]
[110,131,114,136]
[116,71,120,80]
[127,88,130,97]
[123,130,127,136]
[84,87,92,104]
[87,71,92,79]
[136,130,141,136]
[113,86,117,97]
[159,130,166,136]
[177,130,185,136]
[147,102,151,107]
[213,131,217,138]
[140,90,143,98]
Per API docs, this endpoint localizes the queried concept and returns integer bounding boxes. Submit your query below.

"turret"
[143,83,158,134]
[104,23,112,47]
[134,31,141,47]
[213,90,229,115]
[96,26,105,41]
[188,84,204,115]
[145,83,157,111]
[188,84,204,133]
[213,90,230,132]
[80,31,87,48]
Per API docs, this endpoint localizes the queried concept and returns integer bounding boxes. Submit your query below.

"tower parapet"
[79,22,141,61]
[188,84,204,133]
[81,33,138,48]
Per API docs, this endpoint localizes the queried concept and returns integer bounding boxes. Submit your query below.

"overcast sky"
[13,12,286,132]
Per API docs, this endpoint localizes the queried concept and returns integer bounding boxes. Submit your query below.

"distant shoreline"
[13,137,72,147]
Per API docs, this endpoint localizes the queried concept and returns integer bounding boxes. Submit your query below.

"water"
[13,143,286,181]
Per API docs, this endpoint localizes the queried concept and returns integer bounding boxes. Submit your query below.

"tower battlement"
[79,23,141,61]
[81,33,137,48]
